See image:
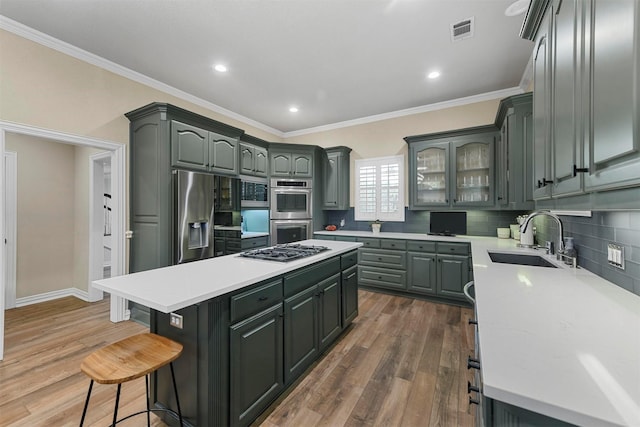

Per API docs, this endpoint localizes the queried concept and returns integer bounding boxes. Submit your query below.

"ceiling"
[0,0,534,135]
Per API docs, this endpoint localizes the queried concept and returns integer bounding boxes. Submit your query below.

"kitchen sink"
[488,251,558,268]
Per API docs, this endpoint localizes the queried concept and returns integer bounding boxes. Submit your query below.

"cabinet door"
[254,146,268,177]
[496,119,510,207]
[452,138,494,207]
[239,142,255,175]
[323,152,339,208]
[230,304,284,426]
[171,121,209,170]
[270,152,292,176]
[284,286,318,384]
[318,273,342,350]
[532,12,553,200]
[291,153,313,178]
[412,142,450,207]
[552,0,583,196]
[407,252,437,295]
[436,254,469,301]
[584,0,640,191]
[342,265,358,325]
[209,132,238,175]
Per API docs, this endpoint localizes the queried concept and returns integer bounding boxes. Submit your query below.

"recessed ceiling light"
[213,64,228,73]
[289,106,299,113]
[505,0,530,16]
[427,71,441,79]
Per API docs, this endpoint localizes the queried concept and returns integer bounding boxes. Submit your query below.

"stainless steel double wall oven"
[269,178,313,244]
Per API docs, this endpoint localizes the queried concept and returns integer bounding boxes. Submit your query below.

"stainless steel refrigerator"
[175,170,216,263]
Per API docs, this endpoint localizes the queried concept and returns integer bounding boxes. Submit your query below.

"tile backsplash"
[530,211,639,296]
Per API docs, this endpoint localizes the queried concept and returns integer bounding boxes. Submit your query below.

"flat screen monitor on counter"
[429,211,466,236]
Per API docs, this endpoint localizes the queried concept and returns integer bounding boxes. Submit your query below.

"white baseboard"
[15,288,90,307]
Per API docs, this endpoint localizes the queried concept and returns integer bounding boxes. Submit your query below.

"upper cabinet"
[522,0,640,206]
[172,120,239,175]
[322,146,351,210]
[270,150,314,178]
[239,135,269,178]
[406,125,497,210]
[495,93,535,210]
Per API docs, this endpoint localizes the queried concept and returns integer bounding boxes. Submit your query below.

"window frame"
[354,154,405,222]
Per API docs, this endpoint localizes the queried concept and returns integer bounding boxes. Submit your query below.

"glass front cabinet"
[406,125,497,209]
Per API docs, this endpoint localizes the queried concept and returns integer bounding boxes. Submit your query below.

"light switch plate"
[170,312,183,329]
[607,243,625,270]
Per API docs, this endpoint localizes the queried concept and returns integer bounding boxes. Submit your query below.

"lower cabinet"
[355,237,471,304]
[230,304,284,426]
[284,285,318,383]
[342,264,358,324]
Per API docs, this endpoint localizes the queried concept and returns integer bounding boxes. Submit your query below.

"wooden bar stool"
[79,332,184,426]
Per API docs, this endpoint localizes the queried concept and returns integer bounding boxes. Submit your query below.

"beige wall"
[1,29,503,298]
[6,134,76,298]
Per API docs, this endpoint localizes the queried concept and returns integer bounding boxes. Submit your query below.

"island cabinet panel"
[150,250,358,427]
[436,254,470,301]
[230,304,284,426]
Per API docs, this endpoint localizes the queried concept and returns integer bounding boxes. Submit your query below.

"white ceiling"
[0,0,534,135]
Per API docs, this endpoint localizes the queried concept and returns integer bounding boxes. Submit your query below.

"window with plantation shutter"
[354,155,405,222]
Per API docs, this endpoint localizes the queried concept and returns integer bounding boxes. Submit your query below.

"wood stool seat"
[81,332,183,384]
[79,332,184,426]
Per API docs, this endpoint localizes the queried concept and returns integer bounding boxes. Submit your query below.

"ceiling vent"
[451,17,475,42]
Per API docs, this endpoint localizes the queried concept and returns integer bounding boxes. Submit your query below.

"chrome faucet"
[520,210,565,256]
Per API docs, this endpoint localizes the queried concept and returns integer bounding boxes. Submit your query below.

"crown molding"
[0,16,284,138]
[284,87,524,138]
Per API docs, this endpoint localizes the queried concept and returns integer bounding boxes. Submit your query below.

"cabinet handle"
[467,356,480,370]
[258,296,269,301]
[497,197,503,200]
[378,276,383,280]
[469,396,480,406]
[445,199,449,203]
[468,318,477,325]
[378,257,383,261]
[453,199,457,203]
[538,178,554,187]
[573,164,589,177]
[467,381,480,394]
[347,273,356,280]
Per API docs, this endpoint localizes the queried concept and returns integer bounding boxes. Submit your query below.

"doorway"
[0,121,127,361]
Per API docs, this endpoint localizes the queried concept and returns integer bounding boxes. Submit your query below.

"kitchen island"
[93,239,362,427]
[315,230,640,427]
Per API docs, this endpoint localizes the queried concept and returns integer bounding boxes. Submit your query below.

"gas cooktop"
[239,244,330,262]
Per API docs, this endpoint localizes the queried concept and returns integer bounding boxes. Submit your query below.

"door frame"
[3,151,17,310]
[88,151,112,302]
[0,121,128,361]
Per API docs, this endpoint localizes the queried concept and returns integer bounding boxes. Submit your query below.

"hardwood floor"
[0,291,475,427]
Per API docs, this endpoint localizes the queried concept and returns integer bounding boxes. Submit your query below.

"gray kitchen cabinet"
[230,303,284,427]
[405,125,497,209]
[483,396,575,427]
[407,251,437,295]
[126,103,244,274]
[495,93,535,210]
[551,0,584,197]
[269,150,314,178]
[522,0,640,208]
[436,254,469,301]
[283,285,318,383]
[239,135,269,177]
[172,120,239,175]
[583,0,640,192]
[356,236,471,304]
[531,8,553,200]
[341,264,358,325]
[318,273,343,350]
[322,146,351,210]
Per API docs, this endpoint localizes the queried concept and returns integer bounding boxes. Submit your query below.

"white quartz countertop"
[314,229,471,243]
[315,230,640,426]
[93,240,361,313]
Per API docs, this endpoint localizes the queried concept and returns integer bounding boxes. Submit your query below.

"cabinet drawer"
[230,279,283,323]
[284,257,340,297]
[357,238,380,248]
[437,242,470,256]
[335,235,357,242]
[358,248,407,270]
[241,236,269,250]
[358,266,406,289]
[341,250,358,269]
[407,240,437,253]
[380,239,406,250]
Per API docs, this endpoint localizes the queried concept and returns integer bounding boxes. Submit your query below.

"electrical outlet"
[607,243,625,270]
[340,219,345,227]
[170,312,183,329]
